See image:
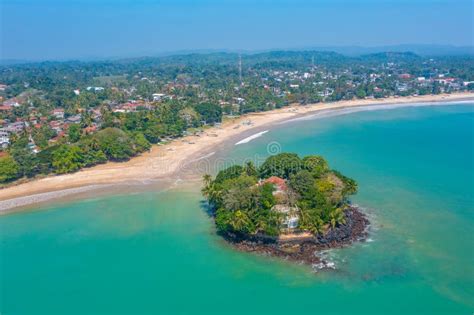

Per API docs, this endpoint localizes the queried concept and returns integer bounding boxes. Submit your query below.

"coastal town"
[0,51,473,183]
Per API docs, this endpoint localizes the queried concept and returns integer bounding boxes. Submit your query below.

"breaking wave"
[235,130,269,145]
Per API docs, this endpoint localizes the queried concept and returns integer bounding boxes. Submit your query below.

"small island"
[202,153,369,268]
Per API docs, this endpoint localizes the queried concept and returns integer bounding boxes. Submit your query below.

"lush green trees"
[35,147,55,174]
[80,111,93,128]
[8,136,39,178]
[298,207,326,234]
[289,170,314,196]
[259,153,302,179]
[302,155,329,178]
[2,127,154,181]
[332,170,358,198]
[329,207,346,228]
[315,173,345,205]
[356,87,366,99]
[0,154,19,183]
[31,126,56,149]
[214,165,245,184]
[132,132,151,153]
[94,128,135,161]
[10,149,38,177]
[143,124,165,144]
[52,145,83,174]
[215,208,253,234]
[179,107,200,128]
[244,161,258,177]
[195,103,222,124]
[259,182,276,210]
[77,137,107,166]
[68,124,82,143]
[203,153,358,238]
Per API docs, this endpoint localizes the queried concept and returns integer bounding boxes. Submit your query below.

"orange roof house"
[262,176,288,192]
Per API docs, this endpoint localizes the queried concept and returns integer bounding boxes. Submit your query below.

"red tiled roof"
[84,126,97,133]
[263,176,287,191]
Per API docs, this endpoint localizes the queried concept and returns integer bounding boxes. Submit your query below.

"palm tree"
[254,216,267,233]
[230,210,252,233]
[309,216,326,235]
[202,174,218,203]
[202,174,212,190]
[329,207,346,228]
[298,207,326,235]
[342,178,358,198]
[202,174,215,199]
[244,161,258,177]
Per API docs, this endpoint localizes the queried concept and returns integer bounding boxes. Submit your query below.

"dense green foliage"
[68,124,81,143]
[0,154,19,182]
[52,145,83,174]
[195,103,222,124]
[94,128,135,161]
[0,127,151,182]
[259,153,302,178]
[202,153,358,237]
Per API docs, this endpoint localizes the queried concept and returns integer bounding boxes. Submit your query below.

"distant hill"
[1,45,472,66]
[359,51,421,62]
[300,45,474,57]
[1,45,473,67]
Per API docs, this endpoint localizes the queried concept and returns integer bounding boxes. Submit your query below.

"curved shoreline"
[1,92,473,212]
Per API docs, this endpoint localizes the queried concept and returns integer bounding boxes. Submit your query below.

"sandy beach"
[1,92,473,211]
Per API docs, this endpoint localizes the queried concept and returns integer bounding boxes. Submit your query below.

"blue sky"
[1,0,473,60]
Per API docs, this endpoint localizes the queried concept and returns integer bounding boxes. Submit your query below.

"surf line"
[235,130,269,145]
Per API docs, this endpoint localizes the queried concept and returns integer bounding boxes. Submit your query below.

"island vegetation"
[202,153,369,266]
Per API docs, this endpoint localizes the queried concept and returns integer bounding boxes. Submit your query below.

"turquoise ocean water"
[1,104,473,314]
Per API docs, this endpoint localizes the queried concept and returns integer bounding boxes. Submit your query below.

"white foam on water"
[234,130,269,145]
[312,249,339,272]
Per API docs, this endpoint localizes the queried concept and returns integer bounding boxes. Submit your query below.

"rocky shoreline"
[223,206,370,268]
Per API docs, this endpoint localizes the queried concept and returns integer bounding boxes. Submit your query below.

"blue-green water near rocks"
[1,104,473,314]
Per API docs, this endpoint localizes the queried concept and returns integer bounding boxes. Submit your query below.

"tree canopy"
[0,154,19,183]
[94,128,135,161]
[259,153,302,179]
[195,103,223,124]
[203,153,358,237]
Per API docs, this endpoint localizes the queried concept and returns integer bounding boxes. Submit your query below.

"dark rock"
[225,206,370,268]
